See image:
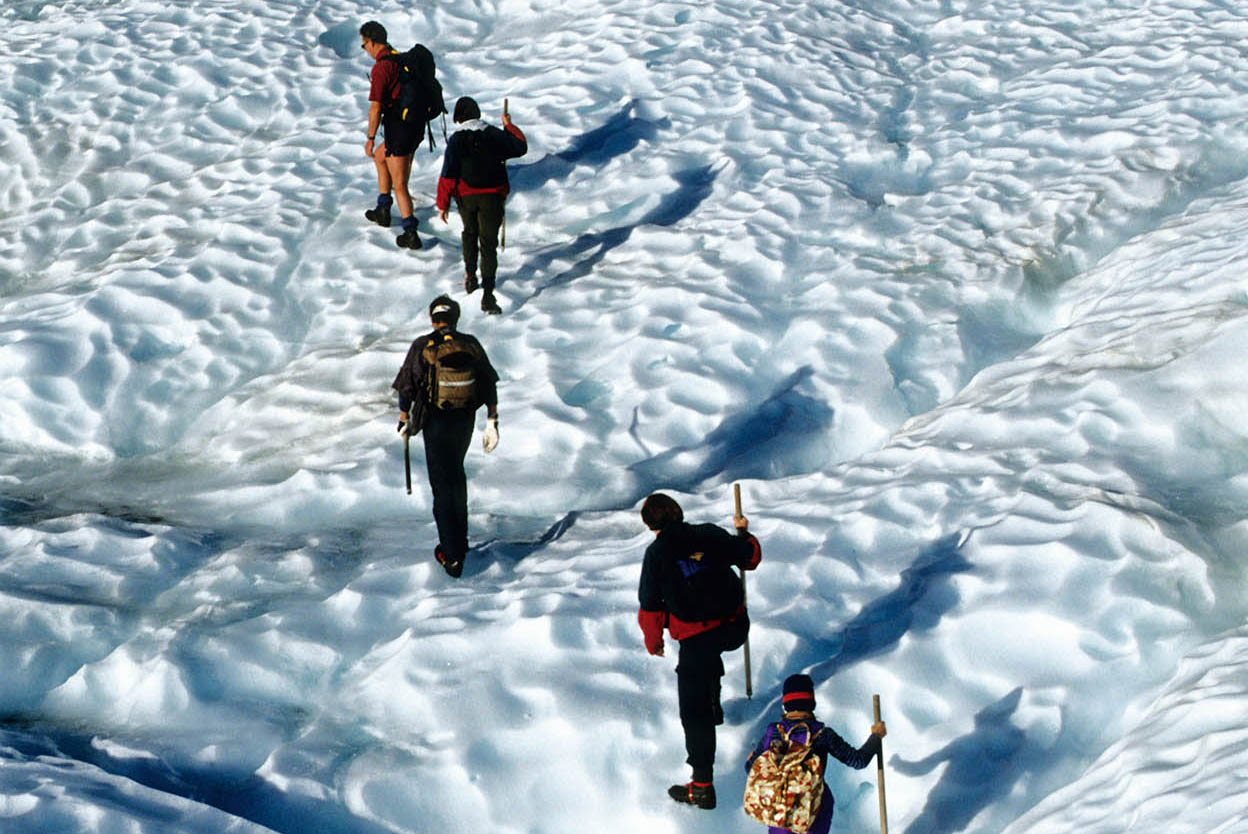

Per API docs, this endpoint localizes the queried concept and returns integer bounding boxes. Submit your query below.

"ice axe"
[733,483,753,699]
[874,694,889,834]
[404,430,412,495]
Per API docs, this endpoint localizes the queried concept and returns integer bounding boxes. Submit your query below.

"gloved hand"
[397,412,410,438]
[483,416,499,453]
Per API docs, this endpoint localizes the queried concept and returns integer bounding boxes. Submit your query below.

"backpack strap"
[780,721,813,746]
[422,332,450,402]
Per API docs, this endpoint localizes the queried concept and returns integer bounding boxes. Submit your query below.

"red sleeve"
[505,122,526,143]
[742,532,761,570]
[436,176,457,212]
[638,608,666,655]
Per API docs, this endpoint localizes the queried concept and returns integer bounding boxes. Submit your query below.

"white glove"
[397,417,410,438]
[483,417,499,453]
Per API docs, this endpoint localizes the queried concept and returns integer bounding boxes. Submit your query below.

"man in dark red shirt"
[360,21,421,249]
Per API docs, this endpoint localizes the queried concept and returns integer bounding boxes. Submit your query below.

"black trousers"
[457,192,504,293]
[422,408,476,560]
[676,614,750,782]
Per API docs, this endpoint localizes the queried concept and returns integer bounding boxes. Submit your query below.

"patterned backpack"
[743,721,825,833]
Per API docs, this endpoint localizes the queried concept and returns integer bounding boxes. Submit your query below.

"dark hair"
[641,493,683,530]
[359,21,388,44]
[428,294,460,327]
[453,96,481,123]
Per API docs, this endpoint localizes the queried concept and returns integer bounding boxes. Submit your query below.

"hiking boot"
[396,228,423,250]
[668,782,716,810]
[435,544,463,578]
[464,272,479,294]
[365,205,391,227]
[481,293,501,315]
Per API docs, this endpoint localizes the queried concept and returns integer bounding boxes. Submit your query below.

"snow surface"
[4,0,1248,832]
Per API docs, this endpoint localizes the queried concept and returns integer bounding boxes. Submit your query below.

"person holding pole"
[734,484,753,699]
[636,492,761,810]
[743,675,887,834]
[874,693,890,834]
[392,294,500,577]
[436,96,527,315]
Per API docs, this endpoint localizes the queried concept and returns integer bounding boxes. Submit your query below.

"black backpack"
[384,44,447,149]
[458,131,492,188]
[665,531,745,623]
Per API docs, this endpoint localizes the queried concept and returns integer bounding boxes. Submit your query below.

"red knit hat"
[782,673,815,712]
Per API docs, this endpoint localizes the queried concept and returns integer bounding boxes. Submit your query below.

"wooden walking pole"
[734,483,753,699]
[500,98,509,250]
[874,694,889,834]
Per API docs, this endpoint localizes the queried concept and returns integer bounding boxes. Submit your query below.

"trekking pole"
[734,483,753,699]
[874,694,889,834]
[501,99,509,250]
[404,431,412,495]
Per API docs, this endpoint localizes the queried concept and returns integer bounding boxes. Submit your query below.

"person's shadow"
[891,687,1040,834]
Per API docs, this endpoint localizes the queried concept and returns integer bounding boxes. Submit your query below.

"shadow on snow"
[0,723,397,834]
[737,533,974,747]
[805,531,974,683]
[507,100,670,194]
[506,164,717,311]
[627,366,834,494]
[891,686,1054,834]
[460,511,581,576]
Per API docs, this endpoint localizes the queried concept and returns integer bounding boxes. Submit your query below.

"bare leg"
[374,143,393,195]
[386,153,414,219]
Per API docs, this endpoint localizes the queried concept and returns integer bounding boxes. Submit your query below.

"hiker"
[636,492,761,810]
[743,674,886,834]
[436,96,527,315]
[392,295,500,577]
[360,20,422,250]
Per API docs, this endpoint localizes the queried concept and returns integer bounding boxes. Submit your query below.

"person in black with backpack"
[392,295,500,577]
[636,492,762,810]
[436,96,527,315]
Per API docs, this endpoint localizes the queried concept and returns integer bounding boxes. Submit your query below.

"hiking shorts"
[383,113,421,157]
